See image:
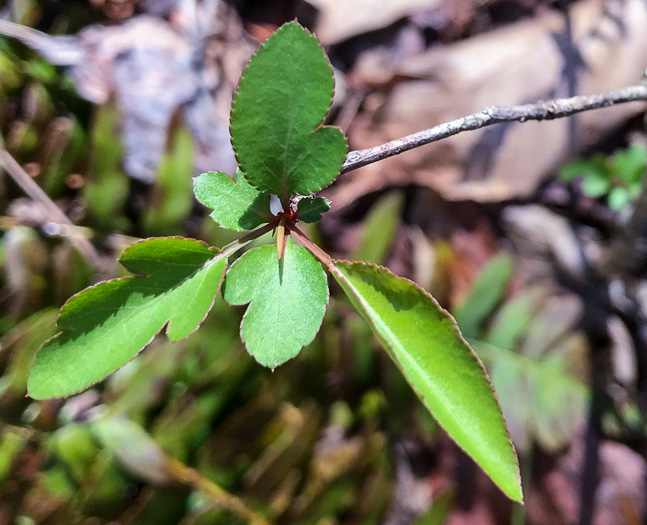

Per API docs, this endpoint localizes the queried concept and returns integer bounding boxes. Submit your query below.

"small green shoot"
[559,145,647,211]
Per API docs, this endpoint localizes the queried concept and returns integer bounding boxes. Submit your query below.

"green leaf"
[83,104,129,231]
[194,169,273,231]
[471,289,588,453]
[230,22,347,197]
[453,254,514,339]
[330,260,522,502]
[474,339,589,453]
[558,161,587,182]
[581,170,610,197]
[558,155,607,183]
[352,192,403,264]
[0,430,28,485]
[484,288,544,350]
[28,238,229,399]
[607,186,631,212]
[51,424,101,482]
[296,196,331,223]
[613,145,647,185]
[224,238,329,368]
[0,309,59,398]
[143,125,195,235]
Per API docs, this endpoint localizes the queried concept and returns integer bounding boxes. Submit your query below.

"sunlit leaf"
[330,260,522,502]
[230,22,347,197]
[607,186,631,212]
[613,145,647,185]
[224,238,328,367]
[28,238,228,399]
[194,169,273,231]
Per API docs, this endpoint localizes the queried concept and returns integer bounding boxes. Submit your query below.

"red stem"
[238,218,281,243]
[288,224,335,271]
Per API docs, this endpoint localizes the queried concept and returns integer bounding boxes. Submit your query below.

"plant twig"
[341,83,647,174]
[0,149,100,265]
[289,225,333,270]
[0,19,46,46]
[166,457,271,525]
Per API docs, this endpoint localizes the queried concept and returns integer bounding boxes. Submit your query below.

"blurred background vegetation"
[1,1,646,524]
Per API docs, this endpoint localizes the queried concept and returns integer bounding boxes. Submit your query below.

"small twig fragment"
[0,149,100,266]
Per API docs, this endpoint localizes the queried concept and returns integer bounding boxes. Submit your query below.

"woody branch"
[341,82,647,174]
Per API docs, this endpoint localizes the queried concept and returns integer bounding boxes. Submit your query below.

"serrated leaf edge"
[28,237,227,399]
[193,171,274,231]
[328,258,522,502]
[227,241,330,368]
[297,196,332,222]
[229,21,348,196]
[55,236,220,323]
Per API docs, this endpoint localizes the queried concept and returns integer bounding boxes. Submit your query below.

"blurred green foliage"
[83,105,129,231]
[453,255,589,454]
[143,125,195,236]
[559,145,647,211]
[0,291,415,523]
[351,192,403,264]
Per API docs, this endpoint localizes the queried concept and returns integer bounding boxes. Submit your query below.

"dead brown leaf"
[331,0,647,207]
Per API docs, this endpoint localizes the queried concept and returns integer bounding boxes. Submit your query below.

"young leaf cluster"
[559,145,647,211]
[28,22,522,503]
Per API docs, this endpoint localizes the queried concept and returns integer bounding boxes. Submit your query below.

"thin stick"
[0,149,100,265]
[166,457,271,525]
[341,83,647,174]
[0,19,47,46]
[237,218,280,244]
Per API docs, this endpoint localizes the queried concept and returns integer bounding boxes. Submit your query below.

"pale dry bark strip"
[0,149,100,265]
[341,82,647,174]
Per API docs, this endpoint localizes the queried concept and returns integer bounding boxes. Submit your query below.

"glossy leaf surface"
[28,238,228,399]
[224,238,328,367]
[330,260,522,502]
[194,169,273,231]
[230,22,347,197]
